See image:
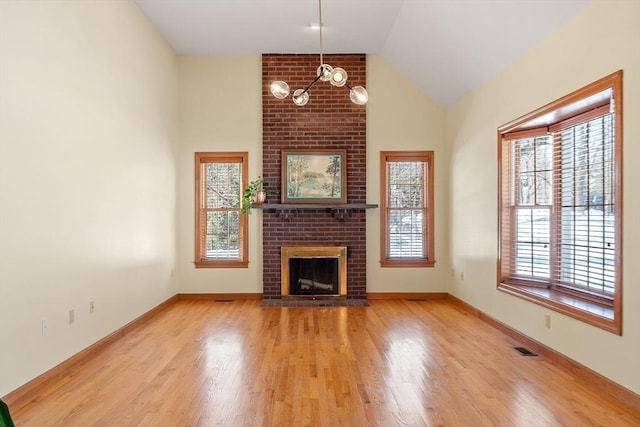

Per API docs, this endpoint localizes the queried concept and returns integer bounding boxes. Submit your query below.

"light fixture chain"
[318,0,323,66]
[269,0,368,105]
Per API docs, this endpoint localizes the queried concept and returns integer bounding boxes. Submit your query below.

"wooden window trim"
[194,152,249,268]
[497,70,623,335]
[380,151,435,268]
[498,283,617,334]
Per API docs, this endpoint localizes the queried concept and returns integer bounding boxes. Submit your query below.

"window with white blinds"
[380,151,435,267]
[195,152,248,268]
[554,113,615,295]
[498,71,622,334]
[507,135,553,280]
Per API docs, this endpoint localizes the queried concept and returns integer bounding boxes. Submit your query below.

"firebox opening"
[280,246,347,298]
[289,258,339,296]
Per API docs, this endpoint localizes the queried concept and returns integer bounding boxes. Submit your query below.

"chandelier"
[269,0,368,106]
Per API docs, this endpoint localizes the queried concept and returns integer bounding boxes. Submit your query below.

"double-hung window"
[498,71,622,334]
[194,152,248,268]
[380,151,435,267]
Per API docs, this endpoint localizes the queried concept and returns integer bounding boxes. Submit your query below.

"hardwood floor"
[10,299,640,426]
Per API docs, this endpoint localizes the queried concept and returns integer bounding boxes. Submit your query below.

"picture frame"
[281,149,347,204]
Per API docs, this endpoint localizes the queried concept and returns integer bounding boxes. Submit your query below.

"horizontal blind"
[552,113,615,295]
[501,135,552,281]
[201,160,242,261]
[387,160,426,259]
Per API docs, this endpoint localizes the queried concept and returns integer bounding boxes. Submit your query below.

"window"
[194,152,248,268]
[498,71,622,334]
[380,151,435,267]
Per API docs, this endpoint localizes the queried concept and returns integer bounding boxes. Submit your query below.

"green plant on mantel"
[241,176,275,214]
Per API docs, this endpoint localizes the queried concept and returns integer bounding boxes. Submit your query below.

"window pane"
[515,208,550,278]
[517,139,535,172]
[205,163,241,208]
[535,139,552,170]
[388,161,425,208]
[558,115,615,294]
[535,171,552,205]
[389,209,424,258]
[559,207,615,294]
[518,172,536,205]
[205,211,240,259]
[515,136,552,206]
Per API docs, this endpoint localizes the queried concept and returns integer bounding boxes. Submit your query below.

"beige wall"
[366,56,450,293]
[177,56,263,293]
[175,55,450,295]
[446,0,640,395]
[0,1,178,397]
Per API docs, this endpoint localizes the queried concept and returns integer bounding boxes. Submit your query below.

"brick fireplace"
[261,54,367,300]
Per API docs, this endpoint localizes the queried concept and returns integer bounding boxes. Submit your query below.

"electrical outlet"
[69,309,75,324]
[90,301,95,314]
[460,271,464,280]
[545,314,551,329]
[42,319,48,336]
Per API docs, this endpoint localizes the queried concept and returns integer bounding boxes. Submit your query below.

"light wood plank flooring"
[10,299,640,426]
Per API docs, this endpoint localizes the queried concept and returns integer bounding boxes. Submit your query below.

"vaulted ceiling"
[134,0,591,107]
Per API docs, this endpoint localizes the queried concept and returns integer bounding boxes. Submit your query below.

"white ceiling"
[134,0,591,107]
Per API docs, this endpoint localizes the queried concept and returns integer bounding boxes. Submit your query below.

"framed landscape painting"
[281,149,347,204]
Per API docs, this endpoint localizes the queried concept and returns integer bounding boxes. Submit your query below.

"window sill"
[498,282,620,335]
[380,259,435,268]
[194,261,248,268]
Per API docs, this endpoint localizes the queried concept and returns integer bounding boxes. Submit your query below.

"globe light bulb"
[292,88,309,106]
[317,64,333,81]
[270,81,290,99]
[349,86,368,105]
[329,67,347,87]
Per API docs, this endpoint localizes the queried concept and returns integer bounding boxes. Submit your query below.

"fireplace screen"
[280,246,347,297]
[289,258,339,295]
